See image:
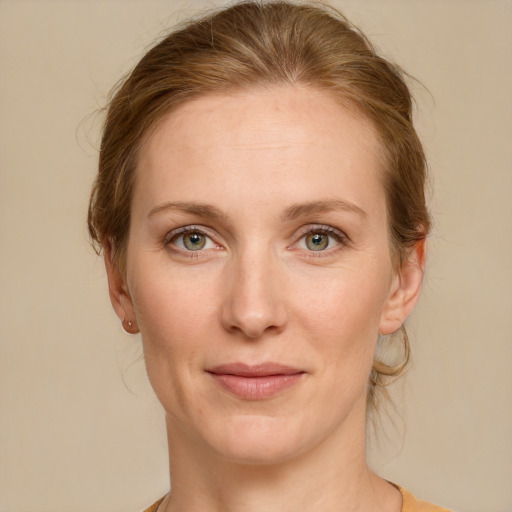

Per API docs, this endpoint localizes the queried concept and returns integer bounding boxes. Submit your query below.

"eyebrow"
[148,201,227,220]
[148,198,366,221]
[281,198,367,221]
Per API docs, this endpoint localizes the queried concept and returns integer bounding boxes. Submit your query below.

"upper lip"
[207,362,304,377]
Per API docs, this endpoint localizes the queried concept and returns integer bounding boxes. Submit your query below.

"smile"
[206,363,305,400]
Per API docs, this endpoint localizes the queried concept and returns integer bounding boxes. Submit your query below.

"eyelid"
[295,224,349,242]
[164,225,211,244]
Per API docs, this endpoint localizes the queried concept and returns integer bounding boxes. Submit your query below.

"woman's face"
[109,86,422,464]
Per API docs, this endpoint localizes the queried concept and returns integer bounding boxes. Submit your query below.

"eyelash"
[164,224,350,257]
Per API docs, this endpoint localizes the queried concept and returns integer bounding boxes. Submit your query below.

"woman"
[88,2,450,511]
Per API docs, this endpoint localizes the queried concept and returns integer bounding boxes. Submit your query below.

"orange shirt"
[398,486,452,511]
[142,486,452,512]
[143,496,164,512]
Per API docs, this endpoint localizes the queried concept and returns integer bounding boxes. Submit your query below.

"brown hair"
[88,0,430,410]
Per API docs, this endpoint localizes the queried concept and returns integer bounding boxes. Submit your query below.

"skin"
[106,86,425,512]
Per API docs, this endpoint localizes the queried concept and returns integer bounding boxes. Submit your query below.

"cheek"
[131,257,216,340]
[127,260,220,397]
[128,268,225,429]
[291,264,390,366]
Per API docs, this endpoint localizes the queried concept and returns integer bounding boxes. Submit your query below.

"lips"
[207,363,305,400]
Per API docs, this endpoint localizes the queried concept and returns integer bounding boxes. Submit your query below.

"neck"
[160,404,401,512]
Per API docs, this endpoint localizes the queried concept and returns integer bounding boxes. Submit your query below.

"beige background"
[0,0,511,511]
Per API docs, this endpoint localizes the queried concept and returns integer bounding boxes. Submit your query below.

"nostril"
[221,303,287,339]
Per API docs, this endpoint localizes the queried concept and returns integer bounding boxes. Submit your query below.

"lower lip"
[209,373,304,400]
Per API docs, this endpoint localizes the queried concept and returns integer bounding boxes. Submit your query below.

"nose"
[220,248,288,339]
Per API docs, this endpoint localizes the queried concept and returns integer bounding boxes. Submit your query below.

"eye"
[305,232,330,251]
[295,225,347,253]
[167,227,218,252]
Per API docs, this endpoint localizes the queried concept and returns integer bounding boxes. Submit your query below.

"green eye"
[183,232,206,250]
[167,226,218,254]
[305,232,329,251]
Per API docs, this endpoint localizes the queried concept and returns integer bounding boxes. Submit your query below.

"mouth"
[206,362,305,400]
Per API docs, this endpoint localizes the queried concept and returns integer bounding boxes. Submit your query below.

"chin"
[203,413,313,466]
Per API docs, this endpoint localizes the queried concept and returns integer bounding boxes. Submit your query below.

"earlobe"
[379,240,426,335]
[104,240,139,334]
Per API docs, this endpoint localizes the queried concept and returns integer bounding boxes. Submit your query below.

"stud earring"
[122,318,138,334]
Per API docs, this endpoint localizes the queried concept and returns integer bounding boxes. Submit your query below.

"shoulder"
[398,486,453,512]
[142,496,165,512]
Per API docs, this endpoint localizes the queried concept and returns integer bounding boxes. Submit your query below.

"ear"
[379,239,426,335]
[104,240,139,334]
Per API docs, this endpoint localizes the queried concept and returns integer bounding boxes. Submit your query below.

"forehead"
[134,86,385,218]
[143,85,380,158]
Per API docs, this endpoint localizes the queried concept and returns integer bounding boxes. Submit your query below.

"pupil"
[184,232,206,250]
[307,232,328,251]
